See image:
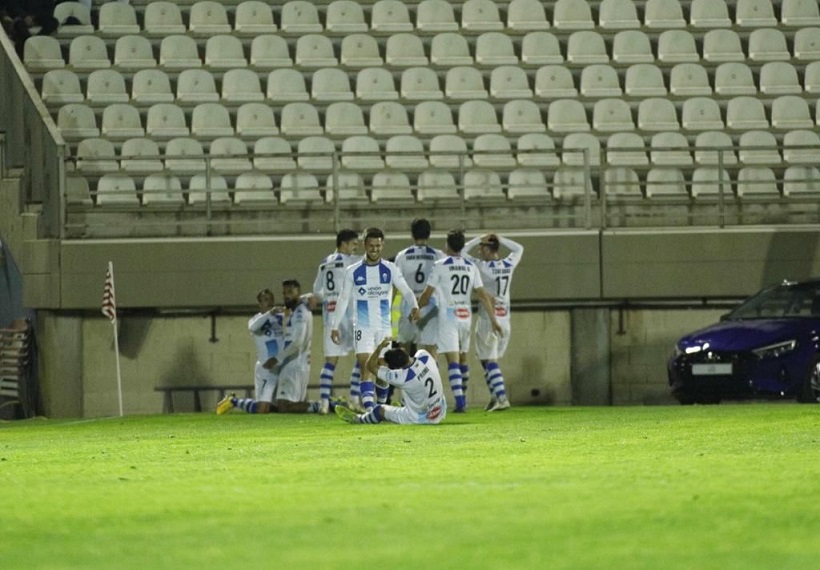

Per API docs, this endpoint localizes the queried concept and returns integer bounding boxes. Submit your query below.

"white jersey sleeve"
[276,304,311,364]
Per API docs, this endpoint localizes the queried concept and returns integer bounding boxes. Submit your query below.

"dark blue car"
[668,279,820,404]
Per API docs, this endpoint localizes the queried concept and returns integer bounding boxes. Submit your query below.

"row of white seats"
[40,63,820,112]
[55,0,820,38]
[54,95,820,143]
[24,27,820,74]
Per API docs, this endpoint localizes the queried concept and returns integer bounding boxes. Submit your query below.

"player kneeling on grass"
[336,338,446,425]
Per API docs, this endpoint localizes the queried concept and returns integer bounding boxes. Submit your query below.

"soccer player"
[464,233,524,411]
[271,279,317,413]
[330,227,419,410]
[311,229,364,414]
[217,288,283,415]
[393,218,445,356]
[418,230,501,412]
[335,338,446,425]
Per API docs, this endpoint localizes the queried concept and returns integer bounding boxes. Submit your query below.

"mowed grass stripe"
[2,405,820,569]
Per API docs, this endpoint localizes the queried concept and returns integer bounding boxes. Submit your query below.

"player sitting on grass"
[335,338,446,425]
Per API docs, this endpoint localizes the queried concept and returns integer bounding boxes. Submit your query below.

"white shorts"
[324,315,354,357]
[254,361,278,403]
[382,401,446,425]
[354,327,392,355]
[437,317,472,355]
[275,357,309,402]
[474,317,511,360]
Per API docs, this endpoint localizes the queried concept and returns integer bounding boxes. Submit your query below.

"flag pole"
[104,261,124,417]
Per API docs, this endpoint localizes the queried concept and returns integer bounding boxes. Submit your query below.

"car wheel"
[797,355,820,403]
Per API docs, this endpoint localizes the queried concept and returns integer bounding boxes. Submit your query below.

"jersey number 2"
[424,377,437,398]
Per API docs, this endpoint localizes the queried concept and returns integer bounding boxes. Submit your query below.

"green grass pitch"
[3,405,820,569]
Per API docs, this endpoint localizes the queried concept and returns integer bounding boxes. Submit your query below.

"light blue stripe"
[357,299,369,325]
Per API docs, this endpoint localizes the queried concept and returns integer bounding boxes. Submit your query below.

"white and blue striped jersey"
[464,236,524,322]
[426,256,485,322]
[312,251,363,325]
[248,311,284,364]
[377,349,444,420]
[394,244,445,315]
[331,259,417,331]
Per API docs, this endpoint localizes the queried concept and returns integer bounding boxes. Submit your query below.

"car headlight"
[752,340,797,359]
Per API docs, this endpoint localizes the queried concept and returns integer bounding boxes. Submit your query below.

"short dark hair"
[363,227,384,242]
[481,235,500,252]
[257,288,274,303]
[383,347,410,369]
[282,279,300,290]
[446,229,465,253]
[410,218,432,240]
[336,229,359,248]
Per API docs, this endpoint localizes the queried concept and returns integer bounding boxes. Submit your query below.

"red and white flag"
[102,262,117,322]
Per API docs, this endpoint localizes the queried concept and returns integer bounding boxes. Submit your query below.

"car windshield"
[728,281,820,320]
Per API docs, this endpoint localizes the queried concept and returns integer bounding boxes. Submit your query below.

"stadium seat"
[313,68,355,101]
[386,34,428,67]
[771,96,813,129]
[340,34,383,68]
[101,103,145,139]
[267,69,310,102]
[689,0,731,28]
[657,30,698,63]
[521,32,564,65]
[694,131,737,165]
[612,30,654,64]
[280,172,323,205]
[222,69,264,103]
[234,172,276,206]
[371,171,414,202]
[562,132,600,166]
[356,68,398,101]
[414,101,457,135]
[325,101,368,135]
[552,0,595,30]
[592,99,635,132]
[120,138,163,174]
[131,69,174,104]
[714,63,756,96]
[429,135,472,168]
[159,35,201,70]
[142,174,184,206]
[53,2,94,37]
[164,137,205,173]
[295,35,337,68]
[650,132,693,166]
[370,101,413,135]
[690,168,733,200]
[68,35,110,71]
[65,176,93,206]
[567,31,609,64]
[606,132,648,166]
[96,174,139,206]
[24,36,65,72]
[462,0,504,31]
[236,102,279,139]
[783,130,820,164]
[430,33,474,66]
[280,102,324,136]
[703,30,745,63]
[534,66,578,98]
[553,167,590,201]
[189,1,231,35]
[643,0,686,28]
[748,29,790,62]
[506,0,550,31]
[805,62,820,93]
[188,173,230,205]
[472,134,516,168]
[417,170,460,201]
[401,67,444,100]
[624,63,668,97]
[759,62,802,95]
[176,69,219,103]
[736,167,779,197]
[58,104,99,138]
[144,2,185,36]
[371,0,413,33]
[475,32,518,66]
[681,97,724,131]
[75,138,117,173]
[490,66,533,99]
[86,69,128,104]
[98,2,139,36]
[326,0,367,33]
[726,97,769,130]
[280,0,323,34]
[645,168,688,199]
[669,63,711,96]
[599,0,640,29]
[250,35,293,69]
[548,99,589,132]
[114,35,156,71]
[458,100,502,134]
[502,100,545,133]
[793,27,820,62]
[209,137,251,174]
[326,171,368,203]
[603,168,642,200]
[580,65,622,97]
[781,0,820,26]
[516,133,560,167]
[191,103,234,138]
[297,136,336,171]
[234,1,277,35]
[385,135,428,170]
[146,104,189,139]
[416,0,458,32]
[253,137,295,171]
[41,70,83,104]
[735,0,777,27]
[205,36,247,70]
[637,98,680,131]
[464,169,504,200]
[446,67,489,100]
[783,166,820,197]
[738,130,781,165]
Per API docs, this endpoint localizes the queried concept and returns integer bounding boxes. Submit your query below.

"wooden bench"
[155,383,346,413]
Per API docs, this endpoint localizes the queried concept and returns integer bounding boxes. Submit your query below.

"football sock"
[358,405,383,424]
[486,361,507,400]
[460,363,470,402]
[319,362,336,402]
[234,398,258,413]
[349,361,362,400]
[360,380,375,410]
[307,401,320,413]
[448,362,466,409]
[375,384,390,404]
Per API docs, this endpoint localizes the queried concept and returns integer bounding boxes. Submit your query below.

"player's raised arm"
[365,337,391,376]
[498,235,524,259]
